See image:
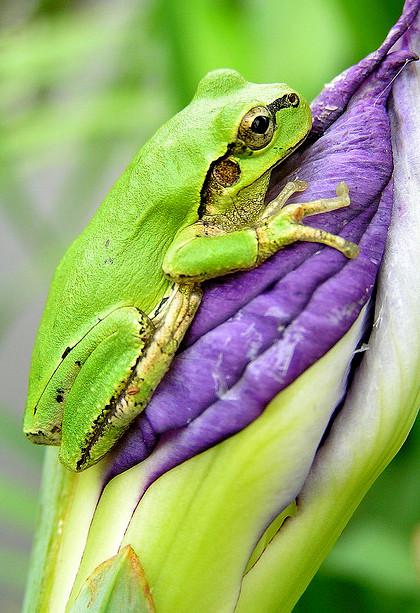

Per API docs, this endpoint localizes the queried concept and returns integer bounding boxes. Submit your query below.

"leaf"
[69,545,154,613]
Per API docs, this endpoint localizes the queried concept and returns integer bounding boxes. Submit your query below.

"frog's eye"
[238,106,274,150]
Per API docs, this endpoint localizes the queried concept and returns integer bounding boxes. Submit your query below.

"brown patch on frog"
[212,158,240,187]
[199,144,238,217]
[200,154,248,226]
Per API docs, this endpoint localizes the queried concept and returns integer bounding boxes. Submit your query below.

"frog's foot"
[257,181,359,260]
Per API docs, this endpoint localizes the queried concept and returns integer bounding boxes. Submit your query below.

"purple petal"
[106,9,418,481]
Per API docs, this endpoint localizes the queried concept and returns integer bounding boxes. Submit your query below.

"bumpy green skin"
[24,69,357,472]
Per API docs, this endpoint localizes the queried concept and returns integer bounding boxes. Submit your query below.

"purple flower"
[106,1,418,486]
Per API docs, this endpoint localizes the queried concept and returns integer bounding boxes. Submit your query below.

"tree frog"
[24,69,359,472]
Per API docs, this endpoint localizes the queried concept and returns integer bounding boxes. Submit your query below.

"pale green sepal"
[68,545,155,613]
[23,448,105,613]
[67,463,149,606]
[23,448,76,613]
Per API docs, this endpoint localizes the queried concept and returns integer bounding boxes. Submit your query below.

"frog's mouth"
[263,133,310,201]
[265,130,310,175]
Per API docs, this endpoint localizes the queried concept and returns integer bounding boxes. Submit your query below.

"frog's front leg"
[257,181,360,262]
[163,181,359,283]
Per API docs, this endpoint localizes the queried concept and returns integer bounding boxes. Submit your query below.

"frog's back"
[32,69,272,372]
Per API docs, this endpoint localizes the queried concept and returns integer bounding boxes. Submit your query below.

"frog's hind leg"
[119,284,202,416]
[56,307,154,471]
[24,306,152,450]
[69,285,202,471]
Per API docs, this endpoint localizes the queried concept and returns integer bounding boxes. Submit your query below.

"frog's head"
[193,69,312,217]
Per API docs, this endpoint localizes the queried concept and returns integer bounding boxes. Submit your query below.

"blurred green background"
[0,0,418,611]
